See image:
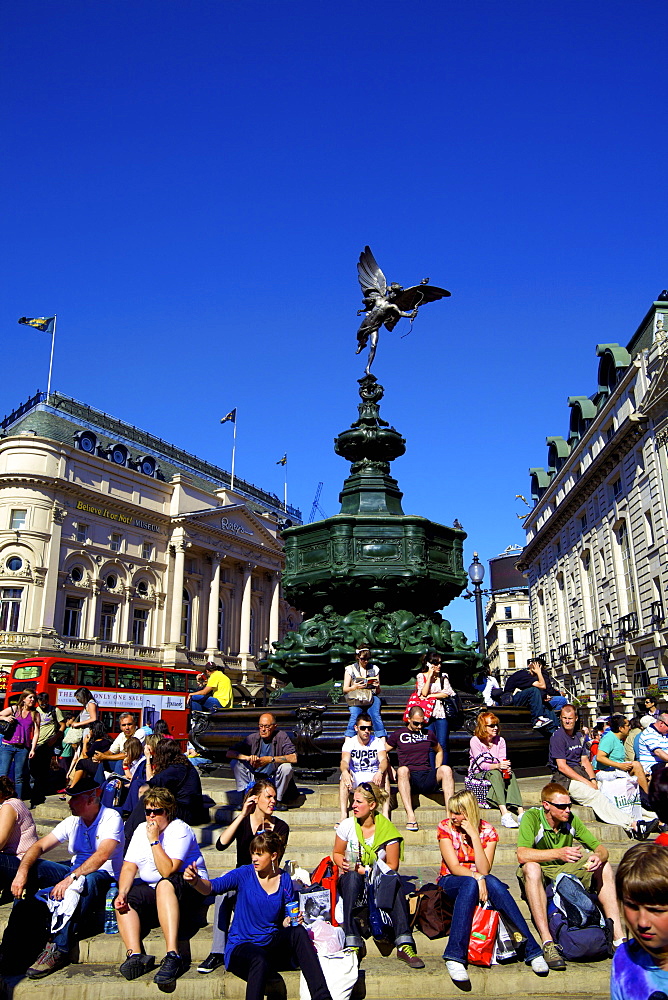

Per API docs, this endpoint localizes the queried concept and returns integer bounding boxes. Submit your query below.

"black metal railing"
[650,600,665,629]
[572,636,580,658]
[583,629,598,654]
[617,611,639,642]
[549,648,557,666]
[558,643,570,663]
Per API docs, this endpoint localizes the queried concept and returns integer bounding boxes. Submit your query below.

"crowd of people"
[0,653,665,997]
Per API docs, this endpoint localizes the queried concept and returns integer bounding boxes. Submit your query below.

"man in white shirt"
[637,712,668,776]
[93,713,149,775]
[6,775,124,979]
[339,712,389,821]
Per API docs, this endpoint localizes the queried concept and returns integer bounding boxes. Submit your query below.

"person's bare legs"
[116,906,143,955]
[156,879,180,954]
[437,764,454,804]
[521,862,551,942]
[339,778,352,823]
[593,861,623,940]
[396,766,416,825]
[381,771,390,818]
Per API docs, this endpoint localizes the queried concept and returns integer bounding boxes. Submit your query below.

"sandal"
[405,821,419,832]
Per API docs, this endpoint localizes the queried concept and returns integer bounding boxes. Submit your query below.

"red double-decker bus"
[3,656,199,739]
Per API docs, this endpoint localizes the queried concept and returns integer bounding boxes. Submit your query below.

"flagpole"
[284,459,288,512]
[46,315,57,403]
[230,419,237,494]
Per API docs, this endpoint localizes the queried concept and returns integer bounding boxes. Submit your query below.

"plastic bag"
[596,772,641,819]
[308,919,346,955]
[299,949,358,1000]
[468,903,499,967]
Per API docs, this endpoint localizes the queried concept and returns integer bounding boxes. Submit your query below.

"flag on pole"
[220,408,237,424]
[276,454,287,466]
[18,316,55,334]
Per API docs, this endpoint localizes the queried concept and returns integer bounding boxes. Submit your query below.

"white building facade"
[517,293,668,722]
[0,392,301,691]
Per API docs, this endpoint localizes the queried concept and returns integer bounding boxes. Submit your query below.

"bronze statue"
[355,246,450,373]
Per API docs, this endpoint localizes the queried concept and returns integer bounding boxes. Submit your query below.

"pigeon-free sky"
[2,1,667,643]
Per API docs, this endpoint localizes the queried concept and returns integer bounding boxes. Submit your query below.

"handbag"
[468,903,499,966]
[0,715,17,741]
[345,689,374,708]
[403,692,434,724]
[443,693,463,720]
[407,883,452,939]
[464,752,495,807]
[310,856,339,925]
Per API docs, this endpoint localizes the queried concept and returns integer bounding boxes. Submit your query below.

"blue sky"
[2,1,667,642]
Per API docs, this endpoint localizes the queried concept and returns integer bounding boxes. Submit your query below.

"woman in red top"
[437,790,547,984]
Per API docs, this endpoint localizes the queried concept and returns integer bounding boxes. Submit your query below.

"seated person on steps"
[227,713,297,809]
[386,705,454,832]
[339,712,389,822]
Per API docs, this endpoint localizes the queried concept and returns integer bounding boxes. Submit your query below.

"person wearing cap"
[188,662,233,714]
[1,775,124,979]
[343,647,386,739]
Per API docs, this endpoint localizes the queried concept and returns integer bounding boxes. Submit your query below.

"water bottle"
[104,883,119,934]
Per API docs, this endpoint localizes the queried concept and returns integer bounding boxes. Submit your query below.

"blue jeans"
[547,696,568,712]
[0,743,30,799]
[190,694,223,712]
[345,695,386,738]
[439,873,542,965]
[428,716,450,766]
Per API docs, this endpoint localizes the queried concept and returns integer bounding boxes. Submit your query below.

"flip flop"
[405,822,419,832]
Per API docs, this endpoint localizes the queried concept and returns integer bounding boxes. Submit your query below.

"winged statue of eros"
[355,246,450,373]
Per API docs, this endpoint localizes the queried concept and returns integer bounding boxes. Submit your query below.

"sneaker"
[529,955,550,974]
[533,717,552,729]
[26,942,68,979]
[633,818,661,841]
[154,951,185,986]
[501,813,519,828]
[445,959,469,982]
[120,952,156,980]
[396,945,424,969]
[542,940,566,970]
[197,952,225,974]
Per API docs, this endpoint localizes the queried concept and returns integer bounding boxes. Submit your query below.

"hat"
[65,775,100,796]
[640,715,656,729]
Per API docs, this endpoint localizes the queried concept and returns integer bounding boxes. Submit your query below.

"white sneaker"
[533,716,551,728]
[501,813,519,828]
[445,960,470,983]
[530,955,550,974]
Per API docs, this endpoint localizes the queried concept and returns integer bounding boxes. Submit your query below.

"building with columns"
[0,391,301,691]
[517,292,668,722]
[484,546,533,688]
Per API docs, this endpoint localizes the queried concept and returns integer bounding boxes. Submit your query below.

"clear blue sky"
[2,1,667,642]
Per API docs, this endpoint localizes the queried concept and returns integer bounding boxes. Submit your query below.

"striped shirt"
[637,724,668,772]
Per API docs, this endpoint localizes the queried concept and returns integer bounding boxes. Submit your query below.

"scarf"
[353,814,404,866]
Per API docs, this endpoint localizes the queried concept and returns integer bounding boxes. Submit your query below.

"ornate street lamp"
[468,552,487,659]
[596,624,615,718]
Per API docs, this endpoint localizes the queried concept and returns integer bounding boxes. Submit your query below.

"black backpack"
[546,874,612,961]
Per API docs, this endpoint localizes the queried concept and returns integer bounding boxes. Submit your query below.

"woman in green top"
[332,783,424,969]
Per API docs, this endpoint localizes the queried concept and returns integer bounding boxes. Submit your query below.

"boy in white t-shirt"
[339,713,389,821]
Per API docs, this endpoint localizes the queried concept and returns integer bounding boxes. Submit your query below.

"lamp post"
[596,624,615,718]
[468,552,487,660]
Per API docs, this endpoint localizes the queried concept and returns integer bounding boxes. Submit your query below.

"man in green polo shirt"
[516,782,623,969]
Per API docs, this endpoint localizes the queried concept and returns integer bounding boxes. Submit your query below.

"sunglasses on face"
[357,725,373,731]
[145,807,165,816]
[547,801,572,810]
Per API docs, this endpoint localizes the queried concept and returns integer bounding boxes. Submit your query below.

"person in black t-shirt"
[503,660,558,732]
[386,707,454,831]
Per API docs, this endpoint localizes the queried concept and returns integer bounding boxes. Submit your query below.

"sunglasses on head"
[358,781,376,795]
[145,807,165,816]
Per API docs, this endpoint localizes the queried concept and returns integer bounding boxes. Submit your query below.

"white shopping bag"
[299,949,358,1000]
[597,772,642,819]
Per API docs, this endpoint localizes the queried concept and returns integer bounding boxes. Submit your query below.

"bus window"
[142,671,165,691]
[117,668,141,689]
[49,662,76,685]
[99,710,118,733]
[165,672,187,692]
[14,663,42,681]
[78,664,103,688]
[105,665,117,687]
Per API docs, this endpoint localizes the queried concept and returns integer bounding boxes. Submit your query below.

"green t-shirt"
[594,729,625,771]
[516,806,600,858]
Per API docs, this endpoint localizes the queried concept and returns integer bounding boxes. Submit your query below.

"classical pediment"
[175,505,283,551]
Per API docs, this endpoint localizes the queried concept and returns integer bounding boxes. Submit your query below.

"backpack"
[546,874,612,961]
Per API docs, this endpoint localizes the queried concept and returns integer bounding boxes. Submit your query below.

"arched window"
[632,659,650,698]
[218,599,225,652]
[181,589,191,647]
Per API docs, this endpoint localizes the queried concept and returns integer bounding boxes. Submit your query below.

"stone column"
[206,554,222,656]
[118,586,131,643]
[41,506,66,630]
[237,563,254,679]
[269,573,281,648]
[169,538,187,645]
[87,581,100,638]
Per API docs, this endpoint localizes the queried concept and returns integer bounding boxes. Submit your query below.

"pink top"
[469,734,507,770]
[0,797,38,857]
[4,712,34,748]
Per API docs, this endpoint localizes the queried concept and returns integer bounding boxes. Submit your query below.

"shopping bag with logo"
[596,772,642,820]
[467,903,499,967]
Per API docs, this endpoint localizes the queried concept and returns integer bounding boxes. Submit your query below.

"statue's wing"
[391,284,451,310]
[357,246,387,296]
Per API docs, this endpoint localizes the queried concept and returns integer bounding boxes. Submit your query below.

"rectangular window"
[141,542,152,561]
[555,538,561,555]
[75,523,88,543]
[110,533,122,553]
[606,422,615,442]
[578,512,588,532]
[0,588,22,631]
[78,664,103,687]
[504,606,512,620]
[645,510,655,549]
[142,668,165,690]
[612,478,622,499]
[506,629,514,644]
[63,596,84,637]
[507,651,516,672]
[48,661,76,685]
[10,509,27,530]
[132,608,149,646]
[116,668,141,689]
[100,602,118,642]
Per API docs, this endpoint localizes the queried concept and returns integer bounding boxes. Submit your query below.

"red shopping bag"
[310,856,339,926]
[468,904,499,966]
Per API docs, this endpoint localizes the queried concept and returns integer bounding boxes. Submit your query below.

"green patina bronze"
[268,374,480,687]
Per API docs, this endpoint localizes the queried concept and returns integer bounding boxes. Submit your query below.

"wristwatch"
[150,840,160,846]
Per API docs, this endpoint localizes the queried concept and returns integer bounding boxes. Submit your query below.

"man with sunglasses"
[227,713,297,808]
[516,781,623,969]
[386,706,454,832]
[339,713,389,822]
[3,775,124,978]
